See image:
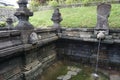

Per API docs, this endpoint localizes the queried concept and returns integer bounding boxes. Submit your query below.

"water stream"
[95,38,101,73]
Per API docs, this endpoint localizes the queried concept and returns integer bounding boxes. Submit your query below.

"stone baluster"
[51,8,62,33]
[6,18,14,30]
[14,0,34,44]
[94,3,111,35]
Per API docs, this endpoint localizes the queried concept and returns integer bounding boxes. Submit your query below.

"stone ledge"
[35,28,56,33]
[0,30,21,38]
[0,36,58,59]
[62,28,120,33]
[23,62,43,80]
[0,45,24,58]
[61,35,120,44]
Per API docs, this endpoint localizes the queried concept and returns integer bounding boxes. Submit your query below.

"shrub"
[48,0,59,7]
[82,0,89,5]
[58,0,65,5]
[65,0,74,5]
[0,22,6,27]
[29,0,40,11]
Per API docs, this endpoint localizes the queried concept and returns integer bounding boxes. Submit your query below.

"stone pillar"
[14,0,34,44]
[6,18,14,30]
[51,8,62,33]
[94,3,111,35]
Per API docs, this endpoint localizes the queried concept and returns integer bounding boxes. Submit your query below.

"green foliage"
[58,0,65,5]
[29,0,40,11]
[0,22,6,27]
[81,0,89,5]
[48,0,59,7]
[65,0,75,5]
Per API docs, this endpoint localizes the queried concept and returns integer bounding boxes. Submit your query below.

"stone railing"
[0,28,58,58]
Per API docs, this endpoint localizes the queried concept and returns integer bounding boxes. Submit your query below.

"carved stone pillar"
[51,8,62,33]
[94,3,111,35]
[14,0,34,44]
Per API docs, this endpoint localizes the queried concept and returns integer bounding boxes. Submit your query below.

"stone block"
[63,74,71,80]
[57,75,64,80]
[67,71,77,76]
[23,62,43,80]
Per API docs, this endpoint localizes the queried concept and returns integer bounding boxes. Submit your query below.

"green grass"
[30,4,120,28]
[70,66,92,80]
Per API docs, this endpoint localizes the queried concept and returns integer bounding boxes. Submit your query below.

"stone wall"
[1,0,119,79]
[56,28,120,70]
[56,39,120,66]
[0,28,120,80]
[0,43,57,80]
[22,43,57,80]
[0,29,58,80]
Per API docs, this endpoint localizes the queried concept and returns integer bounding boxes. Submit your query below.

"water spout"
[92,31,106,80]
[97,31,105,40]
[95,38,101,73]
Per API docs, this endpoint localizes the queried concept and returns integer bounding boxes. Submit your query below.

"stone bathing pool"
[39,61,109,80]
[0,1,120,80]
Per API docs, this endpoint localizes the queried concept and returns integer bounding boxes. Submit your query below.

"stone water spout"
[93,4,111,78]
[94,3,111,36]
[97,31,105,40]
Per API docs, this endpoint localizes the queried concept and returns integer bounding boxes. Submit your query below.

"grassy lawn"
[30,4,120,28]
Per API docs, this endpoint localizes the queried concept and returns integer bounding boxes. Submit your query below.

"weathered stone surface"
[0,18,120,80]
[67,67,81,73]
[6,18,14,30]
[63,75,71,80]
[14,0,34,30]
[56,39,120,70]
[29,32,39,44]
[94,3,111,35]
[57,66,81,80]
[57,75,64,80]
[67,71,77,76]
[0,57,22,80]
[23,62,43,80]
[51,8,62,29]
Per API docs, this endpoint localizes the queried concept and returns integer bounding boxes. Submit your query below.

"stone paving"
[57,66,81,80]
[110,75,120,80]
